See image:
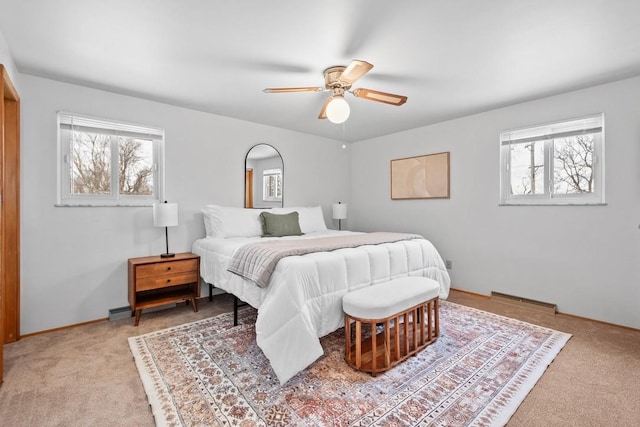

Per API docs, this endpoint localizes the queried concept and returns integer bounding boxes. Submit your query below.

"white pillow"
[202,205,223,238]
[202,205,267,238]
[203,204,328,238]
[271,206,327,234]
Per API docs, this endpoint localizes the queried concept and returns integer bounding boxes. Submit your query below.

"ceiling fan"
[263,60,407,124]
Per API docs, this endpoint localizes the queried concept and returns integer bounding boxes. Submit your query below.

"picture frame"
[390,152,450,200]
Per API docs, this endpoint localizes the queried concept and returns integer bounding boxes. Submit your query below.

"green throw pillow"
[260,211,304,237]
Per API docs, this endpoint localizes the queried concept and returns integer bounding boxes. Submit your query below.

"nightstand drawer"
[136,259,198,278]
[136,271,199,291]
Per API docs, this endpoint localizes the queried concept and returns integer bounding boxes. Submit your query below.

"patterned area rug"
[129,301,570,426]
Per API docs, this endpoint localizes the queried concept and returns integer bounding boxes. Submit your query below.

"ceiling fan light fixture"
[326,96,350,124]
[263,59,407,122]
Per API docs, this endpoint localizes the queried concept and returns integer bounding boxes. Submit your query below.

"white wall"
[20,74,350,334]
[16,69,640,332]
[351,76,640,329]
[0,28,20,91]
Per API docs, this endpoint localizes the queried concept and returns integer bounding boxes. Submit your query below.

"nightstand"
[128,253,201,326]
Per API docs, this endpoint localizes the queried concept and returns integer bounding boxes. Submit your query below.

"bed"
[192,205,451,384]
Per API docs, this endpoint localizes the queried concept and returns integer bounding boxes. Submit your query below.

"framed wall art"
[390,152,450,199]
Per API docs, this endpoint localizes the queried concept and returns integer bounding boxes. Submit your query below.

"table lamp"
[153,201,178,258]
[332,202,347,231]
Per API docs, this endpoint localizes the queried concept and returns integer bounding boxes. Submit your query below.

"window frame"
[499,114,605,206]
[262,168,282,202]
[56,112,165,207]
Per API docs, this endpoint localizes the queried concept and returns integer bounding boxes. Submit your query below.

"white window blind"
[501,115,603,146]
[58,113,164,139]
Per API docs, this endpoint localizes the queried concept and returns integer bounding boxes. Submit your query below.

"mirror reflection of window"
[263,168,282,201]
[245,144,284,208]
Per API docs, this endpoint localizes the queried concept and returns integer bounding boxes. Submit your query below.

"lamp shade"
[332,202,348,220]
[153,202,178,227]
[326,96,350,124]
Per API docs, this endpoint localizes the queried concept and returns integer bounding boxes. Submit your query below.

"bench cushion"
[343,277,440,320]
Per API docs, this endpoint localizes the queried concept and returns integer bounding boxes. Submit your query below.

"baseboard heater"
[109,306,131,321]
[108,303,176,321]
[490,291,557,315]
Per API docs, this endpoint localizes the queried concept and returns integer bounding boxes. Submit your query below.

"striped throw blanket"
[227,232,423,288]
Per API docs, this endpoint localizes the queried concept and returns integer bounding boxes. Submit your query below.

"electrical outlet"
[445,260,452,269]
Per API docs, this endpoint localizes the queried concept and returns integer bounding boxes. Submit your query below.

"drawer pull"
[167,267,172,271]
[166,279,171,283]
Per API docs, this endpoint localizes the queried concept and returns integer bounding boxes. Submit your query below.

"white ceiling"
[2,0,640,142]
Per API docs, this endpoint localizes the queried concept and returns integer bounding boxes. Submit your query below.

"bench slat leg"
[418,304,427,346]
[384,319,391,368]
[434,298,440,337]
[371,322,377,376]
[345,314,351,362]
[427,301,432,342]
[404,312,409,356]
[394,315,400,362]
[413,308,420,354]
[355,320,362,368]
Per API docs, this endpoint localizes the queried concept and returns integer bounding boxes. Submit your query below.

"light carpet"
[128,301,571,426]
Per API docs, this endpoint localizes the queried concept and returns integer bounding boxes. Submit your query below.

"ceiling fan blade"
[352,88,407,106]
[338,60,374,85]
[263,87,323,93]
[318,97,331,119]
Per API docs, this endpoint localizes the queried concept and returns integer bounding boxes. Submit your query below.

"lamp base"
[160,252,175,258]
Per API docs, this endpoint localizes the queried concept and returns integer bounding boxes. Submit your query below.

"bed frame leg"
[205,283,242,326]
[234,296,239,326]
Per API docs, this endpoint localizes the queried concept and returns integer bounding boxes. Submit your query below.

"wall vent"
[490,291,557,315]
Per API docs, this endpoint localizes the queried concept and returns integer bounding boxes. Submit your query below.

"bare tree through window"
[509,140,544,196]
[71,132,111,195]
[119,138,153,196]
[71,132,153,196]
[507,135,596,197]
[553,135,594,194]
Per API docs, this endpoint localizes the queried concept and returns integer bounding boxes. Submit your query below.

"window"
[262,168,282,202]
[500,114,604,205]
[57,112,164,206]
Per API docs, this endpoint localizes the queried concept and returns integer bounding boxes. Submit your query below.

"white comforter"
[192,230,450,384]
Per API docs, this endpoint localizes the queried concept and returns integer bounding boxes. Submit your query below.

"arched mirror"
[245,144,284,208]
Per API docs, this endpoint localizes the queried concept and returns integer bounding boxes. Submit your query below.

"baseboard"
[21,295,226,339]
[490,291,557,314]
[108,303,177,321]
[451,288,639,332]
[449,287,490,299]
[18,288,639,340]
[20,317,108,339]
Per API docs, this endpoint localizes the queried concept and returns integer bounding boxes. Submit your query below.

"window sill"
[499,202,608,207]
[55,203,157,208]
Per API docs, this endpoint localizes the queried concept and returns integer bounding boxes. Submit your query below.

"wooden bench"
[342,277,440,376]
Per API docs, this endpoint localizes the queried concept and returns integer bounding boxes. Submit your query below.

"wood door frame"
[245,168,254,208]
[0,64,21,384]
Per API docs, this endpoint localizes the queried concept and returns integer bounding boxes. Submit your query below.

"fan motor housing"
[324,66,351,90]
